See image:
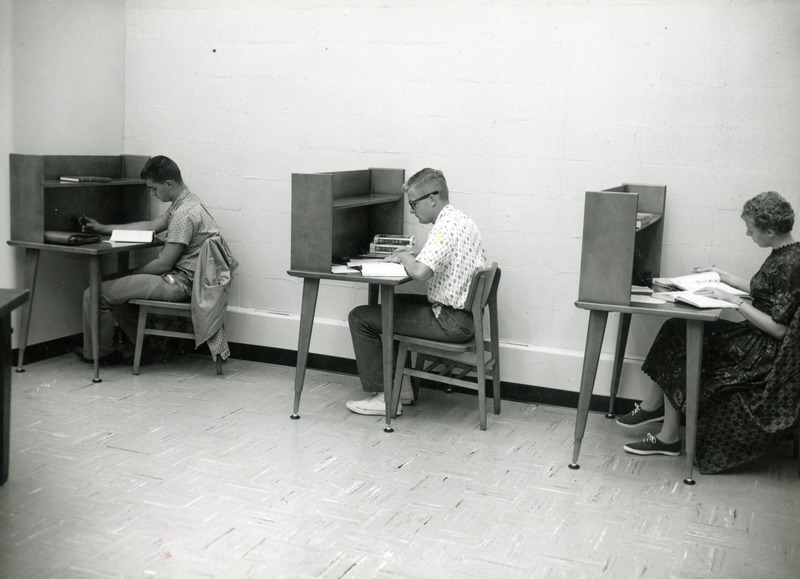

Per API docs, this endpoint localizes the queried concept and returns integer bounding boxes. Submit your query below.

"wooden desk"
[287,269,412,432]
[1,288,30,485]
[7,239,163,383]
[570,299,722,484]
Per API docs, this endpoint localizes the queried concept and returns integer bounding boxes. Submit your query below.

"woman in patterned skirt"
[617,191,800,468]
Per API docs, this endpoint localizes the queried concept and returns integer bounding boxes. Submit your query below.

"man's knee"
[349,305,369,326]
[349,305,380,333]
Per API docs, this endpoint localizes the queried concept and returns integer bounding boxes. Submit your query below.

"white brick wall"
[118,0,800,397]
[7,0,795,398]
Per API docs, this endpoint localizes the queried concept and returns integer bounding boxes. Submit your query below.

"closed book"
[373,234,415,246]
[59,176,112,183]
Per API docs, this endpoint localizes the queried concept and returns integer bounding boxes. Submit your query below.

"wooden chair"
[128,299,223,376]
[390,263,501,430]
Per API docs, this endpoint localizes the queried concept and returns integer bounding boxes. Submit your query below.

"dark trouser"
[82,273,189,359]
[348,294,475,393]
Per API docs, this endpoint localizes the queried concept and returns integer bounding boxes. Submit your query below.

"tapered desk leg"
[380,285,396,433]
[368,284,379,307]
[88,256,103,383]
[14,248,40,373]
[683,319,703,485]
[606,313,632,418]
[570,309,608,469]
[291,278,320,419]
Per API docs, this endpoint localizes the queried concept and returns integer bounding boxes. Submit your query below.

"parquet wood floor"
[1,353,798,578]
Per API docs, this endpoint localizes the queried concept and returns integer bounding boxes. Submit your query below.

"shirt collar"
[171,187,192,209]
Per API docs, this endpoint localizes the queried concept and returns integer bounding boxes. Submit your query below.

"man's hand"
[81,217,107,234]
[387,247,433,282]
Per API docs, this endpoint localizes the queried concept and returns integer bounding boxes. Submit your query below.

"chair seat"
[395,334,475,353]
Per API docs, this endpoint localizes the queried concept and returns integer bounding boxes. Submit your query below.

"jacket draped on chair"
[696,305,800,473]
[191,235,239,361]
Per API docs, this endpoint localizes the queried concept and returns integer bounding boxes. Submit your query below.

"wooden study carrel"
[578,183,667,306]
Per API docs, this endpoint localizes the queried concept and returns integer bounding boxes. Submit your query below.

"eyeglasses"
[409,190,438,210]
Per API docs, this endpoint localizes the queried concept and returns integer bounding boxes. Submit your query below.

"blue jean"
[348,294,475,393]
[82,273,189,359]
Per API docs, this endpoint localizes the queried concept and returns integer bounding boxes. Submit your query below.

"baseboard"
[16,334,636,416]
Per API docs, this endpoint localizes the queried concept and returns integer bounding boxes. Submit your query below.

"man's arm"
[83,213,170,235]
[386,248,433,282]
[135,242,186,275]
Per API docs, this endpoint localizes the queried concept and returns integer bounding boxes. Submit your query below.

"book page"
[108,229,155,243]
[654,272,748,296]
[359,262,408,277]
[674,292,740,309]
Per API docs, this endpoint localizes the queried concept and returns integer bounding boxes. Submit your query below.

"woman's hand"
[694,286,737,304]
[693,264,729,278]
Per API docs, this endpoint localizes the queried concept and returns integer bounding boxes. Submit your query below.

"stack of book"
[368,234,415,256]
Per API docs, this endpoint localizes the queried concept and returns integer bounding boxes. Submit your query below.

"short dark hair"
[402,168,449,199]
[741,191,795,234]
[140,155,183,184]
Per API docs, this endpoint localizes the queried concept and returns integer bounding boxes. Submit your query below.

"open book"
[108,229,155,243]
[652,271,748,296]
[653,291,740,309]
[359,261,408,277]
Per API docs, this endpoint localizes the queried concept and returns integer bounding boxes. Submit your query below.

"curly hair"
[741,191,795,234]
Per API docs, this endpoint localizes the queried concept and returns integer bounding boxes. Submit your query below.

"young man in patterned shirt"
[77,156,221,364]
[346,168,487,415]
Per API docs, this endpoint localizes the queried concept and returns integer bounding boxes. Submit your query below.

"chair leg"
[492,360,501,415]
[411,352,425,399]
[132,306,148,375]
[476,365,487,431]
[391,342,408,417]
[215,355,223,376]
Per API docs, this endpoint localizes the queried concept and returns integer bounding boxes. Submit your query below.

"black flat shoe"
[73,348,124,366]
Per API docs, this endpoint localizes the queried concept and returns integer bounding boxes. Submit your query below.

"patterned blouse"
[415,204,486,313]
[163,188,220,280]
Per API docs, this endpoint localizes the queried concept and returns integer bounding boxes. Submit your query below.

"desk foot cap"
[383,426,394,433]
[92,378,102,383]
[14,368,25,373]
[605,413,615,419]
[290,414,300,420]
[683,478,696,485]
[568,463,580,470]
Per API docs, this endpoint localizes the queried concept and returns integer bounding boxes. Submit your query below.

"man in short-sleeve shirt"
[78,156,220,364]
[346,168,487,415]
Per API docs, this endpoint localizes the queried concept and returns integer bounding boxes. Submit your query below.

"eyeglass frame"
[408,190,438,210]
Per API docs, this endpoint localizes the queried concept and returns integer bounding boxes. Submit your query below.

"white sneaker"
[345,393,401,416]
[400,379,416,405]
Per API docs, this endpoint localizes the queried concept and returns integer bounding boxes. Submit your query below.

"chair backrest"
[464,262,500,317]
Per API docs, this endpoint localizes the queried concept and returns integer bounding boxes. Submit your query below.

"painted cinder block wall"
[5,0,800,402]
